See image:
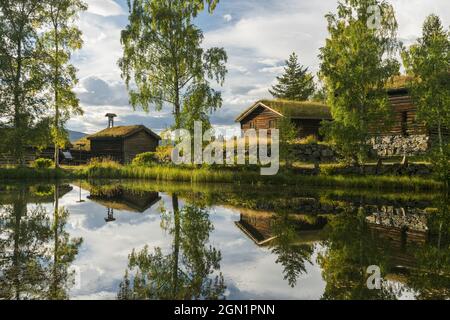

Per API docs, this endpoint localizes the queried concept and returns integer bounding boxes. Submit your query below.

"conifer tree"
[269,52,315,101]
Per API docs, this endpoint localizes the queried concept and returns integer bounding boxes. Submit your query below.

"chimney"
[105,113,117,128]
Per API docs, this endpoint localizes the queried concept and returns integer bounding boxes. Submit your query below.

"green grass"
[0,167,75,180]
[84,165,443,191]
[0,164,444,191]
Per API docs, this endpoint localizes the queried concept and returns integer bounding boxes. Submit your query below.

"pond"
[0,180,448,300]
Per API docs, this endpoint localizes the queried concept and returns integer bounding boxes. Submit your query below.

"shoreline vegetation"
[0,162,444,192]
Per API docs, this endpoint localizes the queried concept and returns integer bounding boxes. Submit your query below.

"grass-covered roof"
[72,136,91,151]
[87,125,161,140]
[385,75,415,90]
[236,99,332,122]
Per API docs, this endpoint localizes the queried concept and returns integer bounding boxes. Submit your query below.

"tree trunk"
[437,118,443,154]
[54,24,60,169]
[171,193,180,298]
[13,35,24,166]
[51,181,60,298]
[12,186,27,299]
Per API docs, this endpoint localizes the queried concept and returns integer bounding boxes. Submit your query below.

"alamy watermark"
[367,265,382,290]
[170,121,280,176]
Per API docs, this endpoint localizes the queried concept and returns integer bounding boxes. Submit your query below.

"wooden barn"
[84,125,161,164]
[235,100,332,140]
[376,76,449,137]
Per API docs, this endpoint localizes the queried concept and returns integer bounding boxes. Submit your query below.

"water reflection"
[117,194,225,300]
[0,184,82,300]
[0,181,448,300]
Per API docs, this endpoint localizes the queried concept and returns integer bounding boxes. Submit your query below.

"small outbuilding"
[235,99,332,140]
[87,125,161,164]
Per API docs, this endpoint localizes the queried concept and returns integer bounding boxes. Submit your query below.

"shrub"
[34,158,54,169]
[430,146,450,187]
[88,157,121,169]
[154,145,173,164]
[132,152,158,166]
[297,135,319,145]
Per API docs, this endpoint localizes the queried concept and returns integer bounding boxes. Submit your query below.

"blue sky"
[68,0,450,134]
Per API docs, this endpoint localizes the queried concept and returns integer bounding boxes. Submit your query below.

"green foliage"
[119,0,227,129]
[0,0,50,164]
[87,157,122,170]
[278,110,297,168]
[298,135,319,145]
[132,152,158,166]
[319,0,400,164]
[269,52,315,101]
[402,14,450,154]
[34,158,54,169]
[38,0,86,167]
[430,146,450,187]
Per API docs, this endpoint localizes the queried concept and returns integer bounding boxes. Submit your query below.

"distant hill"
[68,130,87,142]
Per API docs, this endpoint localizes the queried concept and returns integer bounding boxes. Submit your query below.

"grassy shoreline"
[0,165,444,191]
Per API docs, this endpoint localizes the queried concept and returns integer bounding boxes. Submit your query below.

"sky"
[68,0,450,135]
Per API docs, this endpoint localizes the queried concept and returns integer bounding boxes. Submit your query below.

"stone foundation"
[291,143,336,162]
[370,134,430,157]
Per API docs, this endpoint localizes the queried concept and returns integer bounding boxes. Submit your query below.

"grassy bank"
[0,164,444,191]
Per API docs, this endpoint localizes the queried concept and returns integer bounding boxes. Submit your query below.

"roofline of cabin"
[235,100,332,123]
[235,101,284,123]
[87,126,161,141]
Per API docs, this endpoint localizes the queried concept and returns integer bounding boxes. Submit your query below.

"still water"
[0,180,448,300]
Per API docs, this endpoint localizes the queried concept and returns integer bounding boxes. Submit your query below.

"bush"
[34,158,54,169]
[132,152,158,166]
[154,145,173,164]
[431,146,450,187]
[297,135,319,145]
[88,157,121,169]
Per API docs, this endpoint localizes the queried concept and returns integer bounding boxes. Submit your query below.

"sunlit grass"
[0,162,444,191]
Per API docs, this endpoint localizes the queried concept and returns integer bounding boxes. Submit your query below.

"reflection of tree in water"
[118,194,225,300]
[0,184,82,300]
[407,192,450,300]
[317,208,398,300]
[270,212,314,288]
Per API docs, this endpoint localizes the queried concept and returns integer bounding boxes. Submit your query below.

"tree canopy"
[402,14,449,153]
[119,0,227,130]
[319,0,400,163]
[269,52,315,101]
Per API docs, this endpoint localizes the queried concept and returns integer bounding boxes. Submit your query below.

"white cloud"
[223,14,233,22]
[259,66,285,74]
[258,58,283,67]
[69,0,450,133]
[86,0,125,17]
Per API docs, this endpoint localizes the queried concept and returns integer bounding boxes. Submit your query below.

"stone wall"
[370,135,430,157]
[291,143,336,162]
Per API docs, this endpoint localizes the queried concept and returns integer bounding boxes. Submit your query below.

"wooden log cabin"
[84,125,161,164]
[369,76,449,155]
[383,77,449,137]
[235,99,332,140]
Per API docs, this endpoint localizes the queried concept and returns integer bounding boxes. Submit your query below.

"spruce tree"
[269,52,315,101]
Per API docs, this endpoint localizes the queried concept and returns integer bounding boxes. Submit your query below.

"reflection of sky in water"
[7,183,424,300]
[34,184,327,300]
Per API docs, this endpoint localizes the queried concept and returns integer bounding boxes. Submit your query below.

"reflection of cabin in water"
[87,186,161,223]
[88,188,161,213]
[366,207,429,268]
[234,209,327,246]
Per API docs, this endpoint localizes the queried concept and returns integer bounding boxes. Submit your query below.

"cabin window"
[268,120,277,129]
[401,111,408,136]
[249,121,255,129]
